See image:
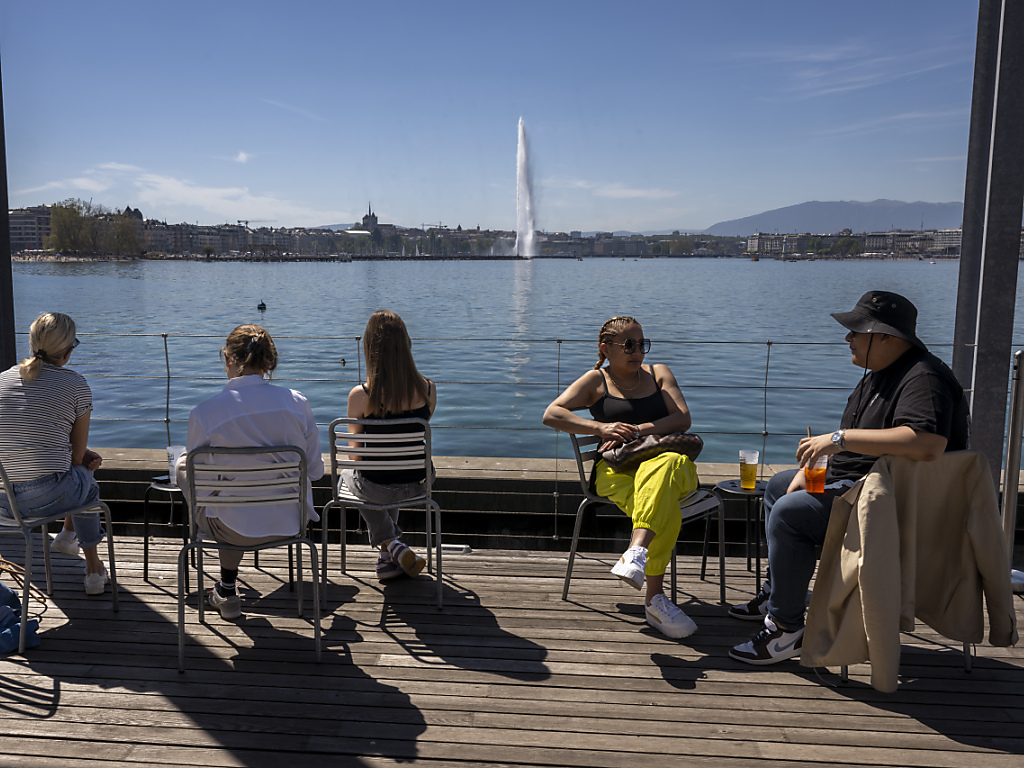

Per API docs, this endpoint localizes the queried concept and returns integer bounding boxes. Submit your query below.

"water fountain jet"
[515,117,536,258]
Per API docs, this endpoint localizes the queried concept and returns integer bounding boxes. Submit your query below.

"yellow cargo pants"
[594,451,698,576]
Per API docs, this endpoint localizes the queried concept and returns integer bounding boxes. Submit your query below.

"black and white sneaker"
[728,580,771,621]
[729,615,804,666]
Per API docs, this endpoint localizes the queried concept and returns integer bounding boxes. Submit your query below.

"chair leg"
[178,543,192,672]
[963,641,972,673]
[303,540,322,663]
[295,544,303,614]
[196,547,206,625]
[42,524,53,596]
[20,535,33,654]
[143,488,152,580]
[288,544,295,591]
[340,506,348,574]
[103,508,119,612]
[716,497,726,604]
[561,501,589,601]
[431,502,443,610]
[425,502,433,574]
[840,665,849,684]
[699,516,711,581]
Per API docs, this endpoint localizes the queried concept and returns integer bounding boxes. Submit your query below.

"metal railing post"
[162,333,171,446]
[1000,350,1024,592]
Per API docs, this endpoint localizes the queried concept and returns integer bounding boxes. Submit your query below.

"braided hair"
[593,316,639,370]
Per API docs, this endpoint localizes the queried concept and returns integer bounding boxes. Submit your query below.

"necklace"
[608,367,641,392]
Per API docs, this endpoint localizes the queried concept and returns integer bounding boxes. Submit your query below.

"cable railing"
[19,331,975,469]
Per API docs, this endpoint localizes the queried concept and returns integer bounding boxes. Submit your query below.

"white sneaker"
[207,585,242,620]
[84,565,108,595]
[611,546,647,590]
[51,529,80,556]
[645,593,698,639]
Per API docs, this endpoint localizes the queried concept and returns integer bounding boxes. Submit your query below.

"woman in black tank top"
[343,310,437,582]
[543,316,701,640]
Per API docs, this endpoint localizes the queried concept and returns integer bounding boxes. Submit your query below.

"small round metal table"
[715,479,768,588]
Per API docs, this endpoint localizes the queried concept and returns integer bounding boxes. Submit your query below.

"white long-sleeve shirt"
[177,375,324,538]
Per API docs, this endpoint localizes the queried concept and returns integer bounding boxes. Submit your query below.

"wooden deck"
[1,535,1022,768]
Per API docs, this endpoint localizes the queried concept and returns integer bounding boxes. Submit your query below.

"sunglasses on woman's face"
[609,338,651,354]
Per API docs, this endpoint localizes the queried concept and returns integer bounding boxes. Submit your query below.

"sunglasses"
[65,338,80,354]
[608,338,651,354]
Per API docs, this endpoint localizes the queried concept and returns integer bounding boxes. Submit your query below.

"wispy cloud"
[743,37,972,101]
[233,151,251,164]
[98,161,143,172]
[544,178,678,200]
[16,161,348,226]
[132,173,345,226]
[813,107,968,137]
[904,155,966,164]
[261,98,325,121]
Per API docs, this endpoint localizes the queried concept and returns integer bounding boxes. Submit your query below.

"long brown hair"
[223,324,278,377]
[593,316,639,369]
[19,312,77,382]
[363,309,428,415]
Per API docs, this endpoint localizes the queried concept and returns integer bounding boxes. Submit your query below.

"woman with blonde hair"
[343,309,436,580]
[543,316,700,639]
[0,312,109,594]
[178,324,324,619]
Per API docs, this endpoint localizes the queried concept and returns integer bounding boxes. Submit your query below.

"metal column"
[1000,351,1024,591]
[951,0,1024,483]
[0,44,17,369]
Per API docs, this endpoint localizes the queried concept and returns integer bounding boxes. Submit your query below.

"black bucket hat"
[831,290,927,350]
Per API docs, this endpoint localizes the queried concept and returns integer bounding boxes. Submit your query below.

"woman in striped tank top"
[0,313,109,595]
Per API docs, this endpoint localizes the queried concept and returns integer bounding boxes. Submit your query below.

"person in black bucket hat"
[729,290,970,666]
[830,290,927,351]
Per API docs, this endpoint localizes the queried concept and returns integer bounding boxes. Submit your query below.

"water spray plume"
[515,117,536,259]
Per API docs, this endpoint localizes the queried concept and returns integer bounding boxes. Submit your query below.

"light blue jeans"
[340,469,424,548]
[763,469,845,630]
[0,466,104,549]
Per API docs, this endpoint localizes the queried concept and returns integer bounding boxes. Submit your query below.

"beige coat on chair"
[801,451,1018,692]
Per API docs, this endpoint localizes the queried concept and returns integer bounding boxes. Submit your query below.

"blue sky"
[1,1,980,232]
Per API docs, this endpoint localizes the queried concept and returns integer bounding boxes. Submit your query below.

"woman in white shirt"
[179,324,324,619]
[0,312,109,595]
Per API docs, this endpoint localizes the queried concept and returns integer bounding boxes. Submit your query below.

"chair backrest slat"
[328,417,433,495]
[185,445,310,533]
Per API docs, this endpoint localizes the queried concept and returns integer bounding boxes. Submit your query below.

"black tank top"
[361,381,432,484]
[588,366,669,425]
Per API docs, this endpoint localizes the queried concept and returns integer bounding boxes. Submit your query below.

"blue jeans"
[763,469,845,630]
[340,469,424,548]
[0,466,104,549]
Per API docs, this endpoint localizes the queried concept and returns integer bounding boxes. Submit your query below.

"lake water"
[11,257,1024,464]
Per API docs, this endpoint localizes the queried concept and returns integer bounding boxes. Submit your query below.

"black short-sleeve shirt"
[827,348,971,484]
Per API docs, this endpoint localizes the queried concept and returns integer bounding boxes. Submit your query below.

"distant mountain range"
[701,199,964,237]
[317,199,968,238]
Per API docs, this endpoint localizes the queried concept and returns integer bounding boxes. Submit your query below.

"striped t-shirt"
[0,363,92,482]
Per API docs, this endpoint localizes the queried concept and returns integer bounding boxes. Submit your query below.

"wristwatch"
[831,429,846,450]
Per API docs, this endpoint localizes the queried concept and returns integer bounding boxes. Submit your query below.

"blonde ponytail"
[19,313,76,382]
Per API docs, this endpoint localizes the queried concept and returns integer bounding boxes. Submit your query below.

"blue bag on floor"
[0,579,41,652]
[0,579,19,612]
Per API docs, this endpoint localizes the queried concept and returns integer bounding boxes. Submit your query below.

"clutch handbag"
[600,432,704,473]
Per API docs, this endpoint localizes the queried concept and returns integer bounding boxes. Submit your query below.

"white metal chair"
[178,445,321,671]
[561,433,726,604]
[0,459,119,653]
[321,417,443,610]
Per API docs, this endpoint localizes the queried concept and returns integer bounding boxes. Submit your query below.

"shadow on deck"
[1,536,1022,767]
